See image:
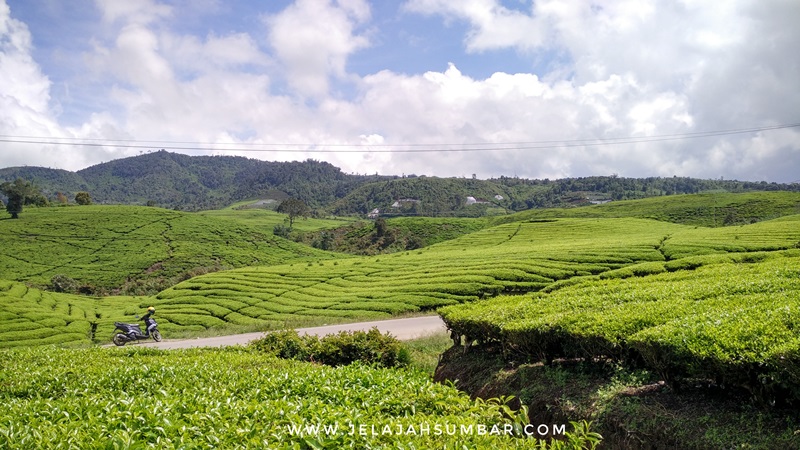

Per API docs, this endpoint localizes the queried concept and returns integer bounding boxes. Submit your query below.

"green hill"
[124,213,800,338]
[293,191,800,255]
[3,192,800,347]
[3,150,798,214]
[2,189,800,449]
[0,205,340,295]
[494,190,800,227]
[0,151,391,211]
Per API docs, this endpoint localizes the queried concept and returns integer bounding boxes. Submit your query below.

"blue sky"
[1,0,798,182]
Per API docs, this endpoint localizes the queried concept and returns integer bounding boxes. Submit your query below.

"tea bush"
[250,327,411,368]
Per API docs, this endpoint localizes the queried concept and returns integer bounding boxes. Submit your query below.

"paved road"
[135,315,448,350]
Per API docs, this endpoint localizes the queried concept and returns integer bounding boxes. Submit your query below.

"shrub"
[250,328,411,368]
[273,224,291,238]
[250,329,312,360]
[314,328,411,368]
[50,274,80,293]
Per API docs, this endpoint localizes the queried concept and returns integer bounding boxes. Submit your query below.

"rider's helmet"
[148,306,155,313]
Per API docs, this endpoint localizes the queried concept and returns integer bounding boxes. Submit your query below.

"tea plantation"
[2,191,800,448]
[0,346,601,449]
[1,196,800,348]
[0,205,339,294]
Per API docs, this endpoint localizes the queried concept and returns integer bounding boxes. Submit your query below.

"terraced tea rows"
[0,280,142,348]
[440,251,800,404]
[150,215,799,336]
[0,205,336,292]
[3,208,799,347]
[1,346,598,448]
[148,218,682,333]
[501,191,800,227]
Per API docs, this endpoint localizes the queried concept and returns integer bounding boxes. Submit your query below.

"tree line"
[2,150,798,218]
[0,179,92,218]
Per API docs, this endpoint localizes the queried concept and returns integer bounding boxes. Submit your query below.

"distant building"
[391,199,421,208]
[466,196,491,205]
[368,208,380,218]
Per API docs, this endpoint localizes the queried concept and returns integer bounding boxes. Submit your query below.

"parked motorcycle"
[112,316,162,346]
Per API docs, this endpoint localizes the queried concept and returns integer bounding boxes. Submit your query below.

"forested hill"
[0,151,389,211]
[1,150,798,214]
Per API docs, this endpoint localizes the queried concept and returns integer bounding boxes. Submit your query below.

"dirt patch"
[145,262,164,274]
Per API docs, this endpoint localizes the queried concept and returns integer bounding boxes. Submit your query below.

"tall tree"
[75,191,92,205]
[276,198,310,228]
[0,178,39,219]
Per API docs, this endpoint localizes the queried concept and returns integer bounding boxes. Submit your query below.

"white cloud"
[263,0,371,98]
[396,0,800,181]
[0,0,68,168]
[0,1,51,114]
[404,0,547,52]
[94,0,172,26]
[1,0,798,182]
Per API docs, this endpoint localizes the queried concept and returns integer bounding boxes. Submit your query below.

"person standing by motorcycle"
[140,306,156,336]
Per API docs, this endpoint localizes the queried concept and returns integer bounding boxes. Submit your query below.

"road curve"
[135,315,448,350]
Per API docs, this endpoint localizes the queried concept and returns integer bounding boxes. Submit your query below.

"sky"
[1,0,798,182]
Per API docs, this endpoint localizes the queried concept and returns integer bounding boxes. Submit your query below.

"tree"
[0,178,40,219]
[75,191,92,205]
[276,198,309,228]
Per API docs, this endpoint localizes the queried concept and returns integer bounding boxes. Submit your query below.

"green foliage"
[5,150,798,215]
[273,223,292,238]
[0,346,600,448]
[298,216,489,255]
[441,253,800,404]
[250,328,411,368]
[49,274,81,293]
[276,197,311,228]
[0,205,337,293]
[498,191,800,228]
[4,197,800,355]
[73,191,92,205]
[0,178,43,218]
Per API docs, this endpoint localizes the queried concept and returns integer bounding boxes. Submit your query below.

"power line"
[0,123,797,153]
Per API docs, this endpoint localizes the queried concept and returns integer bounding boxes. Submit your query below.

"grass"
[4,201,800,348]
[146,217,685,336]
[402,331,455,375]
[440,250,800,404]
[3,191,800,448]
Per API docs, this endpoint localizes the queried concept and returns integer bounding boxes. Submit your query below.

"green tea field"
[146,214,799,337]
[0,346,601,449]
[1,194,800,348]
[0,205,338,294]
[2,191,800,449]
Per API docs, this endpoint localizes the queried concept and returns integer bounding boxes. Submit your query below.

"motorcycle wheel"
[151,330,162,342]
[112,333,127,346]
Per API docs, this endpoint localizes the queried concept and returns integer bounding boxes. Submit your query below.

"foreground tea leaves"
[0,346,598,449]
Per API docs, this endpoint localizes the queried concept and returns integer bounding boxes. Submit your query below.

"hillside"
[0,151,389,211]
[3,150,798,214]
[293,191,800,255]
[3,192,800,447]
[6,210,796,347]
[0,205,340,295]
[2,192,800,347]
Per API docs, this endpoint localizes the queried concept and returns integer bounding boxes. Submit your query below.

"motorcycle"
[112,315,162,346]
